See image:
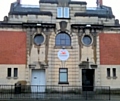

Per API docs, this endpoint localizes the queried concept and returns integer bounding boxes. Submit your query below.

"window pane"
[57,7,63,17]
[107,68,110,77]
[56,34,61,40]
[65,34,70,40]
[60,34,65,39]
[14,68,18,77]
[66,40,71,46]
[60,69,67,72]
[34,34,44,45]
[83,35,92,46]
[113,68,116,77]
[55,33,71,46]
[7,68,11,77]
[61,39,66,45]
[64,7,69,18]
[56,40,60,45]
[60,73,67,82]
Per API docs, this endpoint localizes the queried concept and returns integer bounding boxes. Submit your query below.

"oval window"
[82,35,92,46]
[34,34,44,46]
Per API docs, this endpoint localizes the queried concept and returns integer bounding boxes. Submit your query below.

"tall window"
[7,68,11,77]
[14,68,18,77]
[112,68,116,77]
[59,68,68,84]
[57,7,69,18]
[55,33,71,46]
[107,68,110,77]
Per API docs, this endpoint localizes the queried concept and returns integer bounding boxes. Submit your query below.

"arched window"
[55,32,71,46]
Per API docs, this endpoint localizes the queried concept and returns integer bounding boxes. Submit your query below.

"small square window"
[7,68,11,77]
[107,68,110,77]
[59,68,68,84]
[14,68,18,77]
[113,68,116,77]
[57,7,70,18]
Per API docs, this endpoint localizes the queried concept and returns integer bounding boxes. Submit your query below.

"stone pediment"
[39,61,48,68]
[79,61,97,69]
[29,61,48,69]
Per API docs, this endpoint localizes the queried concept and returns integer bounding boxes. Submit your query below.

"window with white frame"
[7,68,18,78]
[57,7,69,18]
[14,68,18,78]
[112,68,116,77]
[59,68,68,84]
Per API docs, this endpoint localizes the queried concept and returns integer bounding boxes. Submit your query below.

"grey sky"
[0,0,119,21]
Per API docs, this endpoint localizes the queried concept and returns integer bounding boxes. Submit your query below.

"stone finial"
[17,0,21,4]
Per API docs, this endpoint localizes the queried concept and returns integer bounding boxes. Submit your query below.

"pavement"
[0,94,119,101]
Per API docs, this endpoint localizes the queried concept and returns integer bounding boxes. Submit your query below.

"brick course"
[99,33,120,65]
[0,31,26,64]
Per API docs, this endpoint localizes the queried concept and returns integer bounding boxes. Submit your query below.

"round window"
[34,34,44,46]
[82,35,92,46]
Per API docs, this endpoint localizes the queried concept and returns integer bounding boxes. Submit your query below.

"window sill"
[54,46,73,49]
[58,82,69,84]
[56,17,71,20]
[113,76,117,79]
[106,76,111,79]
[6,77,12,79]
[13,77,18,79]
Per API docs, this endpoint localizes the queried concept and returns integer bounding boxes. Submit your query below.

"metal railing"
[0,85,110,100]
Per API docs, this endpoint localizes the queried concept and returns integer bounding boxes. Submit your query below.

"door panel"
[31,69,45,92]
[82,69,94,91]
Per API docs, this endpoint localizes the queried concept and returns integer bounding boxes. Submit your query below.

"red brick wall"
[99,33,120,65]
[0,31,26,64]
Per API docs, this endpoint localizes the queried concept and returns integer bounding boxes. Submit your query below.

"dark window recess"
[113,68,116,77]
[107,68,110,77]
[7,68,11,77]
[59,68,68,84]
[55,33,71,46]
[14,68,18,77]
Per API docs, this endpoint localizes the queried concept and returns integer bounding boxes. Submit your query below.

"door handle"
[34,77,37,79]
